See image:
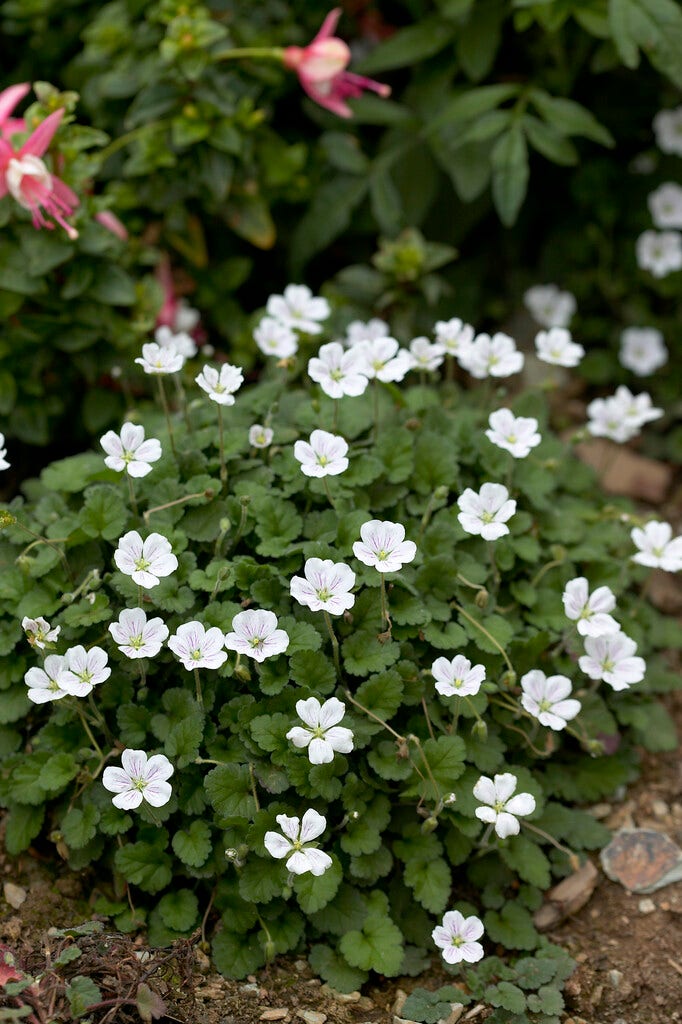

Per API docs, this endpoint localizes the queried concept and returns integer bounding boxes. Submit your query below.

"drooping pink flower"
[0,108,79,238]
[283,8,390,119]
[95,210,128,240]
[0,83,30,140]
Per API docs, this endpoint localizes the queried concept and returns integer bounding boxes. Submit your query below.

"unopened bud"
[225,847,238,860]
[350,810,359,821]
[475,588,489,610]
[586,739,605,756]
[264,939,276,962]
[234,663,251,682]
[471,719,488,741]
[421,816,438,834]
[434,485,449,500]
[219,518,231,533]
[443,792,457,806]
[501,670,517,688]
[0,511,16,529]
[86,593,96,605]
[239,495,251,508]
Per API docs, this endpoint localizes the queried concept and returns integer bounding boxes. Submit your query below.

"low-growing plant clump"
[1,291,680,1023]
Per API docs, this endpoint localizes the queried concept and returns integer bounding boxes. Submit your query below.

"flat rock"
[574,439,672,503]
[2,884,27,910]
[600,828,682,893]
[297,1013,326,1024]
[534,860,599,930]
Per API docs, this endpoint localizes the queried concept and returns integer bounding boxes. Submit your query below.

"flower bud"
[234,663,251,682]
[471,719,488,740]
[434,485,449,500]
[264,939,276,962]
[474,588,489,610]
[443,792,457,806]
[421,816,438,834]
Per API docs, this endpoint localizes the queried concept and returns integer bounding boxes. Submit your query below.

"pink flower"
[283,8,390,119]
[0,108,79,238]
[0,83,30,140]
[95,210,128,240]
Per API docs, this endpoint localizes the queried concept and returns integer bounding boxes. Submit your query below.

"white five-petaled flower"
[114,531,178,589]
[24,655,69,704]
[485,409,541,459]
[263,809,332,875]
[408,336,446,372]
[168,621,228,670]
[286,697,354,764]
[432,910,485,965]
[354,336,413,382]
[102,749,174,809]
[266,284,330,335]
[636,230,682,278]
[172,299,200,334]
[459,332,524,379]
[100,422,162,477]
[432,655,486,698]
[22,616,60,650]
[631,521,682,572]
[353,519,417,573]
[308,342,369,398]
[619,328,668,377]
[562,577,620,637]
[224,609,289,663]
[155,324,197,359]
[345,318,389,346]
[59,645,111,697]
[290,557,356,614]
[434,317,475,358]
[473,773,536,838]
[586,386,663,443]
[195,363,244,405]
[648,183,682,229]
[534,327,585,368]
[520,671,581,731]
[579,632,646,691]
[524,284,576,328]
[135,342,184,375]
[457,483,516,541]
[294,429,349,477]
[653,107,682,155]
[108,608,169,659]
[0,432,9,471]
[254,316,299,358]
[249,424,274,449]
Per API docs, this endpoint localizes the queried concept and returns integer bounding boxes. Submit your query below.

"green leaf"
[308,944,368,993]
[67,976,102,1018]
[343,631,401,677]
[529,89,615,146]
[172,820,213,868]
[609,0,682,84]
[356,16,454,73]
[404,856,451,915]
[420,735,467,796]
[491,125,529,226]
[62,805,100,850]
[41,453,107,493]
[526,984,565,1014]
[165,714,205,767]
[238,856,283,904]
[158,889,199,932]
[485,981,527,1013]
[294,856,343,913]
[212,929,266,979]
[204,764,256,820]
[4,804,44,854]
[353,670,404,732]
[485,902,539,950]
[250,713,291,753]
[339,910,404,975]
[291,176,368,271]
[523,114,578,165]
[457,0,506,81]
[500,835,551,889]
[79,485,128,539]
[115,841,172,894]
[39,752,79,793]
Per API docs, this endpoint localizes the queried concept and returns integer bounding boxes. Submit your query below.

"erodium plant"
[0,294,680,1019]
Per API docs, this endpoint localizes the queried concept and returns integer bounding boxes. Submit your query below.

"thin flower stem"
[195,757,227,766]
[463,695,485,726]
[530,557,565,589]
[380,575,391,634]
[372,379,380,442]
[143,490,209,526]
[216,46,285,61]
[452,705,460,734]
[332,401,339,433]
[344,689,404,741]
[248,763,260,812]
[421,696,435,741]
[322,476,336,510]
[138,585,144,608]
[87,693,114,744]
[13,521,74,584]
[193,667,204,709]
[522,820,577,863]
[227,498,250,553]
[323,611,342,681]
[217,404,227,486]
[410,735,441,802]
[505,454,514,494]
[451,602,514,676]
[489,542,500,586]
[156,376,177,458]
[76,707,103,758]
[201,887,216,947]
[174,374,193,435]
[126,474,138,516]
[446,355,455,383]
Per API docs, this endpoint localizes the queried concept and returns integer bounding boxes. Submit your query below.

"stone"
[652,799,669,818]
[297,1013,326,1024]
[600,829,682,893]
[574,439,673,503]
[393,989,408,1015]
[2,884,26,909]
[260,1011,289,1022]
[608,970,623,989]
[534,860,599,930]
[319,985,360,1004]
[438,1004,465,1024]
[638,897,656,914]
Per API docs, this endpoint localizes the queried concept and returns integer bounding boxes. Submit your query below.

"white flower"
[459,332,524,379]
[653,107,682,155]
[648,183,682,229]
[520,671,581,730]
[434,317,475,357]
[354,336,413,382]
[108,608,169,659]
[562,577,620,637]
[102,749,174,809]
[294,429,349,477]
[308,342,369,398]
[524,284,576,328]
[579,632,646,691]
[636,230,682,278]
[224,609,289,663]
[457,483,516,541]
[586,386,663,443]
[619,328,668,377]
[0,432,9,471]
[59,645,111,697]
[534,327,585,368]
[249,424,274,449]
[22,616,60,650]
[432,910,485,965]
[631,521,682,572]
[485,409,541,459]
[352,519,417,573]
[173,299,200,334]
[408,336,445,372]
[290,558,356,614]
[263,809,332,875]
[473,773,536,838]
[100,422,162,478]
[613,386,663,429]
[168,620,228,670]
[345,318,389,346]
[24,655,69,704]
[114,531,178,589]
[135,342,184,375]
[286,697,354,764]
[254,317,299,358]
[432,655,485,698]
[155,324,197,359]
[266,284,330,335]
[195,363,244,405]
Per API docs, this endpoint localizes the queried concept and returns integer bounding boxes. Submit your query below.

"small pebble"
[439,1005,465,1024]
[589,803,612,819]
[608,969,623,989]
[652,799,669,818]
[2,883,26,909]
[241,983,260,995]
[294,960,308,973]
[260,1011,288,1022]
[393,989,408,1015]
[638,897,656,914]
[320,986,360,1004]
[297,1012,326,1024]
